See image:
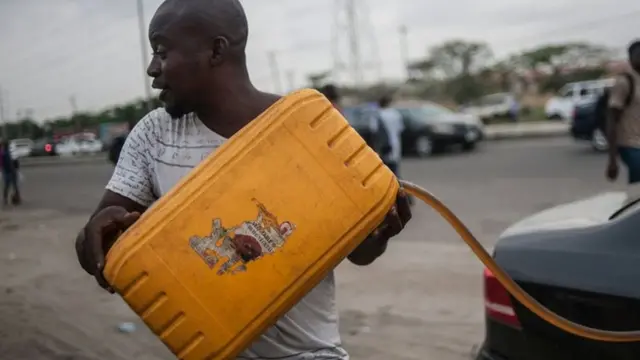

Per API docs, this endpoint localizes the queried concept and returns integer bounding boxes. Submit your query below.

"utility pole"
[345,0,362,86]
[286,70,296,92]
[137,0,152,110]
[268,51,283,94]
[0,87,6,140]
[399,25,410,80]
[330,0,344,82]
[15,110,23,138]
[69,95,80,132]
[69,95,78,113]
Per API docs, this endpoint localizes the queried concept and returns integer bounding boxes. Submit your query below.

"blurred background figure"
[319,83,342,113]
[0,139,21,206]
[375,94,404,177]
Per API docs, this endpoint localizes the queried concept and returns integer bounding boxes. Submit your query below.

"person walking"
[374,94,404,176]
[0,140,21,206]
[606,40,640,184]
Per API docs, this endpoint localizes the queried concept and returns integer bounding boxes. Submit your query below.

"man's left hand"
[347,188,412,265]
[374,189,412,240]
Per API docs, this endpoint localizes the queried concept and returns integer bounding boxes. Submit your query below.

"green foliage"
[0,40,618,141]
[1,98,161,141]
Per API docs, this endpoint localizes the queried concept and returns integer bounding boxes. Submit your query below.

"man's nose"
[147,57,161,78]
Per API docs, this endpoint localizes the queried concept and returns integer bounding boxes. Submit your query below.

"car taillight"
[45,144,52,152]
[484,267,521,328]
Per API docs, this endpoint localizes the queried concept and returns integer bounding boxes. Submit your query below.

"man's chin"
[164,104,188,120]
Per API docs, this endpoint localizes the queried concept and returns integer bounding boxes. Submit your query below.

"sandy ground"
[0,207,484,360]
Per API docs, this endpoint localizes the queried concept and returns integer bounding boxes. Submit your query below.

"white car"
[9,138,34,159]
[55,134,103,156]
[462,93,519,120]
[544,79,613,120]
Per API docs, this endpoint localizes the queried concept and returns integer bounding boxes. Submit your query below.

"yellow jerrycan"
[103,88,399,359]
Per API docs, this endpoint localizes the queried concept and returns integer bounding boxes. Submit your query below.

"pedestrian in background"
[374,94,404,176]
[319,84,342,113]
[0,140,21,206]
[606,40,640,184]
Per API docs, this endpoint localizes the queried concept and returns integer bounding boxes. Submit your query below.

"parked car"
[569,97,608,152]
[9,138,34,159]
[343,102,484,157]
[56,133,104,156]
[342,103,378,146]
[545,79,613,120]
[462,93,520,121]
[396,102,484,157]
[476,190,640,360]
[29,138,58,157]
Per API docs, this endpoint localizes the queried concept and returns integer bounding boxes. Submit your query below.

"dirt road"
[0,208,483,359]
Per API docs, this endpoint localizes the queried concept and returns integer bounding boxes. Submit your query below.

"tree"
[516,42,612,92]
[517,42,611,74]
[406,58,435,82]
[427,40,493,79]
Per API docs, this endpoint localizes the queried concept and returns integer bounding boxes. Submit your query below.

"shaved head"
[147,0,251,118]
[152,0,249,60]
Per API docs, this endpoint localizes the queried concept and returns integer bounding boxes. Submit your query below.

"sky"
[0,0,638,123]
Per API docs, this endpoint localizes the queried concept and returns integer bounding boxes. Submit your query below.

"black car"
[343,103,484,157]
[29,138,58,157]
[570,99,608,152]
[476,191,640,360]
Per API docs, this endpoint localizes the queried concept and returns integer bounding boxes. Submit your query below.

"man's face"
[147,11,210,119]
[631,47,640,72]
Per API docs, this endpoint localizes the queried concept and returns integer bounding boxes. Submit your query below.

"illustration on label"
[189,199,295,275]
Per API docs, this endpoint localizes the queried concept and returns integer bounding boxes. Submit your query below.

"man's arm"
[607,76,631,162]
[607,108,623,162]
[75,114,157,274]
[75,191,148,274]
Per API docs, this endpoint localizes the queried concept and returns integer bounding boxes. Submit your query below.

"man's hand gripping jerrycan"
[103,88,399,359]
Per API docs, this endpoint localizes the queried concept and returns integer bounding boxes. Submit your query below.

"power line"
[345,0,362,85]
[399,25,410,80]
[5,5,640,121]
[359,0,382,82]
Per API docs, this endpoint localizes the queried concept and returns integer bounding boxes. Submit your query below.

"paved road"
[3,136,631,360]
[17,137,625,246]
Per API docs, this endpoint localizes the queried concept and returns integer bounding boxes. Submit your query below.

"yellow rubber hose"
[400,180,640,342]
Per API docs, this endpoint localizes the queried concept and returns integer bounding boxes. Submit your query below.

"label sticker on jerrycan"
[189,198,296,275]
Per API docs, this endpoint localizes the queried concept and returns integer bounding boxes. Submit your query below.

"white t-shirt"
[374,107,404,163]
[106,108,348,359]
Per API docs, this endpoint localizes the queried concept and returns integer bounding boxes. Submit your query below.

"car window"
[422,104,454,116]
[343,107,369,128]
[396,108,430,128]
[558,86,573,98]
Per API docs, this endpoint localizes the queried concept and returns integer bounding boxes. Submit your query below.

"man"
[606,40,640,183]
[74,0,411,358]
[319,84,341,110]
[108,134,126,166]
[1,140,21,206]
[375,94,404,176]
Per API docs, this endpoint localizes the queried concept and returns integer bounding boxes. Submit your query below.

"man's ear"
[210,36,229,66]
